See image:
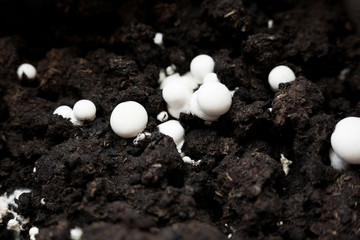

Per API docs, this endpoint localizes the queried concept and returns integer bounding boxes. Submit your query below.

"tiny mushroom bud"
[73,99,96,121]
[70,227,83,240]
[182,156,201,166]
[17,63,37,80]
[153,32,164,46]
[110,101,148,138]
[190,54,215,84]
[331,117,360,167]
[29,227,39,240]
[268,65,296,91]
[53,105,81,126]
[158,120,185,152]
[157,111,169,122]
[166,64,176,75]
[268,19,274,29]
[162,80,193,118]
[190,81,232,121]
[53,105,74,119]
[280,154,292,176]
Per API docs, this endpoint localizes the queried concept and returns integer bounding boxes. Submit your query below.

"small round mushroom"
[73,99,96,121]
[157,111,169,122]
[268,65,296,91]
[29,227,39,240]
[190,81,232,121]
[331,117,360,166]
[153,32,164,46]
[110,101,148,138]
[53,105,79,125]
[190,54,215,84]
[158,120,185,152]
[53,106,74,119]
[17,63,37,80]
[70,227,83,240]
[162,80,193,118]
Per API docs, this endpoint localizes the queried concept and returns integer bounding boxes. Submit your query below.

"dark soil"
[1,0,360,239]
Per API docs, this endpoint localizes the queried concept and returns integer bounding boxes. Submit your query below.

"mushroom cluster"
[160,54,233,121]
[50,54,235,163]
[54,99,96,126]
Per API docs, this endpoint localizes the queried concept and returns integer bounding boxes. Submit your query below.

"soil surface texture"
[1,0,360,239]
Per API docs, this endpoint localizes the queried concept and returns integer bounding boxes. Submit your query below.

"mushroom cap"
[162,80,193,109]
[17,63,37,80]
[268,65,296,91]
[162,80,193,118]
[53,105,73,119]
[110,101,148,138]
[73,99,96,121]
[331,117,360,164]
[196,82,232,117]
[190,54,215,84]
[158,120,185,150]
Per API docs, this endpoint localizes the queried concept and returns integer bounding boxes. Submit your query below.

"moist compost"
[1,0,360,239]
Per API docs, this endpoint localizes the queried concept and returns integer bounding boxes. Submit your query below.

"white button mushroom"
[153,32,164,46]
[70,227,83,240]
[166,64,176,75]
[17,63,37,80]
[190,81,232,121]
[53,105,81,125]
[268,65,296,91]
[29,227,39,240]
[331,117,360,166]
[110,101,148,138]
[268,19,274,29]
[53,105,74,120]
[190,54,215,84]
[157,111,169,122]
[162,80,193,118]
[73,99,96,121]
[158,120,185,152]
